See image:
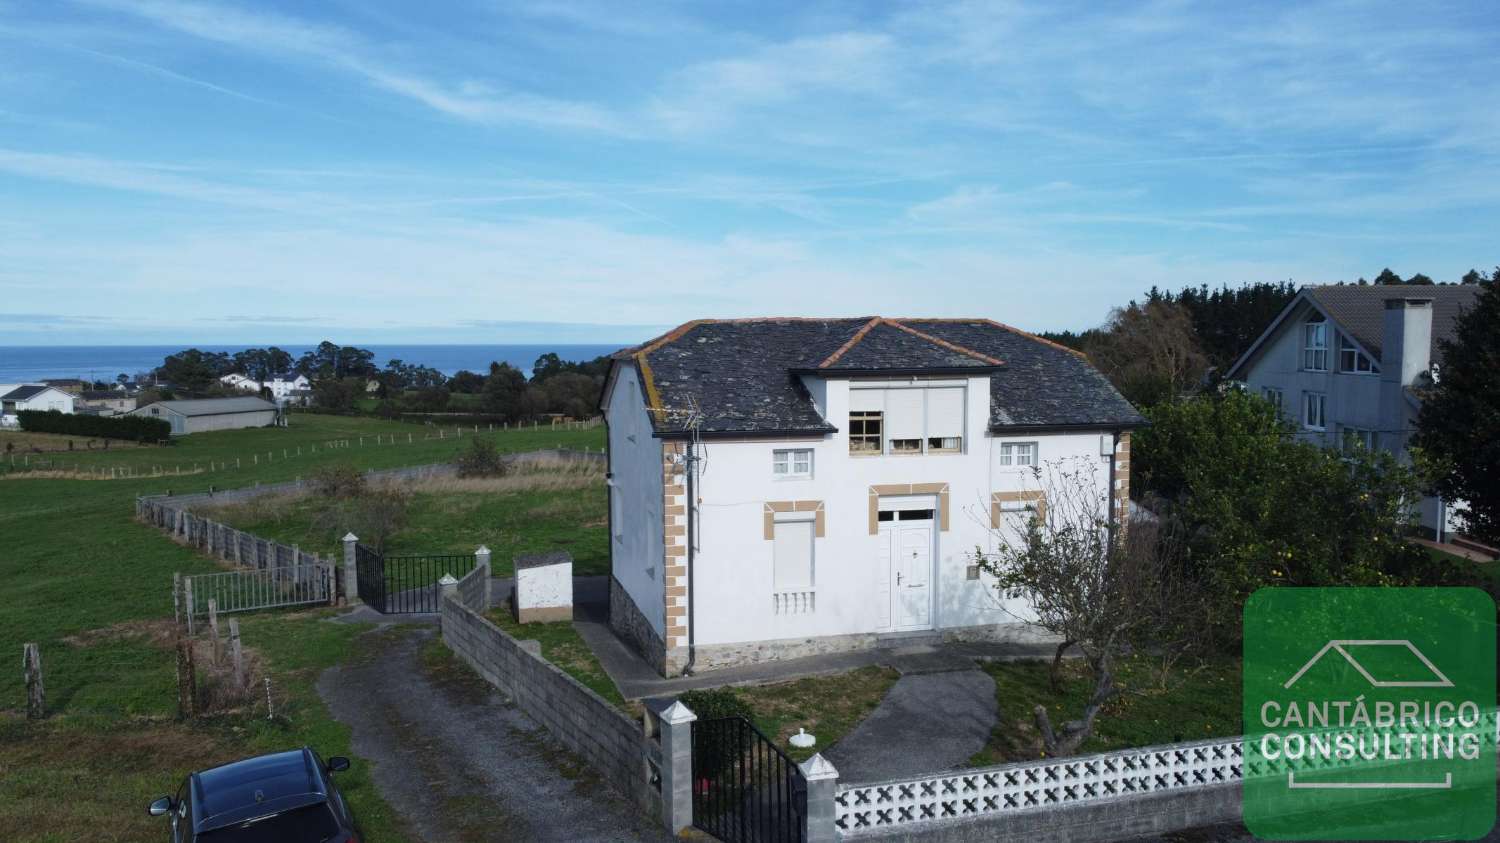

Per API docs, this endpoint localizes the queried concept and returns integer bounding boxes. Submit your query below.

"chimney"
[1381,297,1434,387]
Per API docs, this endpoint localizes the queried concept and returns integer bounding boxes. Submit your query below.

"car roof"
[193,748,329,831]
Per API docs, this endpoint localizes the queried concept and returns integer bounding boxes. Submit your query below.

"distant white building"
[220,372,310,401]
[1,384,76,417]
[1227,284,1482,542]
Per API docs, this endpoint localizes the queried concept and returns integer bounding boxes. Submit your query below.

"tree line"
[148,342,614,423]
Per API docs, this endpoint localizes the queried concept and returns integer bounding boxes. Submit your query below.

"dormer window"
[1338,335,1379,374]
[1302,317,1329,371]
[849,384,965,456]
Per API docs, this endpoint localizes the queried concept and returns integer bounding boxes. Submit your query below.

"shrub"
[309,462,366,499]
[678,688,754,721]
[456,437,509,478]
[17,409,169,443]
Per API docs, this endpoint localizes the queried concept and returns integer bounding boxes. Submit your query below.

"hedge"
[16,409,171,443]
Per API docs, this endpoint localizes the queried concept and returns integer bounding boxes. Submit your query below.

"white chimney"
[1381,297,1434,387]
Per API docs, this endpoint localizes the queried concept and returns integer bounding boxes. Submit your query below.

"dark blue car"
[148,747,361,842]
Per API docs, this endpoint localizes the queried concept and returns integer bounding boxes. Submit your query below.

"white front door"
[877,503,935,631]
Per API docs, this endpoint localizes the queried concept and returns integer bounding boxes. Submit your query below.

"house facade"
[77,390,137,417]
[220,372,310,400]
[602,317,1144,677]
[1227,284,1481,540]
[129,397,280,435]
[1,384,77,417]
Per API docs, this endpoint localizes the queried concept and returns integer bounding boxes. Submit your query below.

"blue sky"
[1,0,1497,345]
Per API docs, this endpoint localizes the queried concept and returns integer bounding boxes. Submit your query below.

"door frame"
[876,494,938,632]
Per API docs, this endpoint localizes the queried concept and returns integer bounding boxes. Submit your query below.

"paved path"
[824,668,998,782]
[318,626,669,843]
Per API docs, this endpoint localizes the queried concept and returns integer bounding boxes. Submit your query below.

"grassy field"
[2,428,161,454]
[194,459,609,576]
[0,413,604,842]
[969,656,1242,765]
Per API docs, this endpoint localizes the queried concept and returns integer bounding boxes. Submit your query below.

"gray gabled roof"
[1228,284,1482,379]
[617,316,1144,437]
[142,397,277,417]
[1306,285,1479,367]
[2,385,52,401]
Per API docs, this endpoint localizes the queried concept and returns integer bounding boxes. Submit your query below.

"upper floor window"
[849,411,883,454]
[773,448,813,479]
[1261,387,1284,412]
[998,442,1038,466]
[849,385,964,456]
[1303,392,1326,431]
[1303,317,1329,371]
[1338,335,1379,374]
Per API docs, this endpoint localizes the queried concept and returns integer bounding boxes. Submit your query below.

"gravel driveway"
[318,625,670,843]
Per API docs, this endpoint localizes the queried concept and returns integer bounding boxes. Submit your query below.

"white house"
[1,384,77,417]
[602,317,1144,677]
[1226,284,1482,541]
[220,372,310,401]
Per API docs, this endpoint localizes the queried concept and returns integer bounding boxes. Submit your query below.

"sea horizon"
[0,343,628,384]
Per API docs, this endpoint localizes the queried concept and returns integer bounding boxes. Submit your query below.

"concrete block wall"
[456,561,488,610]
[848,784,1238,843]
[440,593,661,818]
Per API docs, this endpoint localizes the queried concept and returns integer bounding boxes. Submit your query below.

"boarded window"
[773,519,815,590]
[849,412,883,453]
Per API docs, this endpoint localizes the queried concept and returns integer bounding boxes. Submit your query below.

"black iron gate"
[355,545,475,614]
[692,716,807,843]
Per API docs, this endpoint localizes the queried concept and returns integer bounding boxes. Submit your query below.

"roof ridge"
[818,317,884,368]
[971,318,1089,361]
[883,319,1004,366]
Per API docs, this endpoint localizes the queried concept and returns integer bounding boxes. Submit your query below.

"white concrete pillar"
[475,545,492,609]
[801,754,840,843]
[342,533,360,605]
[657,700,697,834]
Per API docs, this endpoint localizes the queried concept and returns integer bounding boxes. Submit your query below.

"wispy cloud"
[81,0,627,133]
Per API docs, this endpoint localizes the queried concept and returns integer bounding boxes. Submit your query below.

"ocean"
[0,344,625,384]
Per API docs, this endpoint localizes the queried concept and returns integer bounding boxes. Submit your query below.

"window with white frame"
[1303,317,1329,371]
[1338,335,1379,374]
[772,517,815,591]
[998,442,1038,466]
[1261,386,1284,412]
[849,385,964,456]
[1303,392,1326,430]
[772,448,813,479]
[1339,425,1375,452]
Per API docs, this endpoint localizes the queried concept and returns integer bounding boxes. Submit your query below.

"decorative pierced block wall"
[834,738,1242,837]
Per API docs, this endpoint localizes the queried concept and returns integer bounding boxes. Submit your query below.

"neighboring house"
[128,397,280,435]
[77,390,138,417]
[601,316,1144,677]
[1226,284,1481,541]
[41,378,90,394]
[1,384,77,416]
[220,372,310,401]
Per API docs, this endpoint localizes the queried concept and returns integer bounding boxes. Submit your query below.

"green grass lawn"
[970,656,1243,765]
[0,414,604,842]
[484,610,634,714]
[731,667,901,762]
[195,461,609,577]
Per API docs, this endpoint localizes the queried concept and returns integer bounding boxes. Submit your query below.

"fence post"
[657,700,697,834]
[475,545,492,609]
[22,643,44,720]
[800,754,840,843]
[176,632,197,719]
[207,599,221,665]
[342,533,359,605]
[184,578,196,635]
[172,572,182,626]
[228,618,244,689]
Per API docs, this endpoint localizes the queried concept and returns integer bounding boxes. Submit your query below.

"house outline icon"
[1282,639,1455,690]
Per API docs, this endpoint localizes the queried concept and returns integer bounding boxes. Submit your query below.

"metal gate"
[692,716,807,843]
[355,544,475,614]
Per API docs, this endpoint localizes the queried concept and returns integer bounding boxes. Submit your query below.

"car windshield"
[198,804,340,843]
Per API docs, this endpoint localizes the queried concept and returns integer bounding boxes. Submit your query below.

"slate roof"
[140,397,277,417]
[2,385,54,401]
[618,317,1144,437]
[1305,285,1480,367]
